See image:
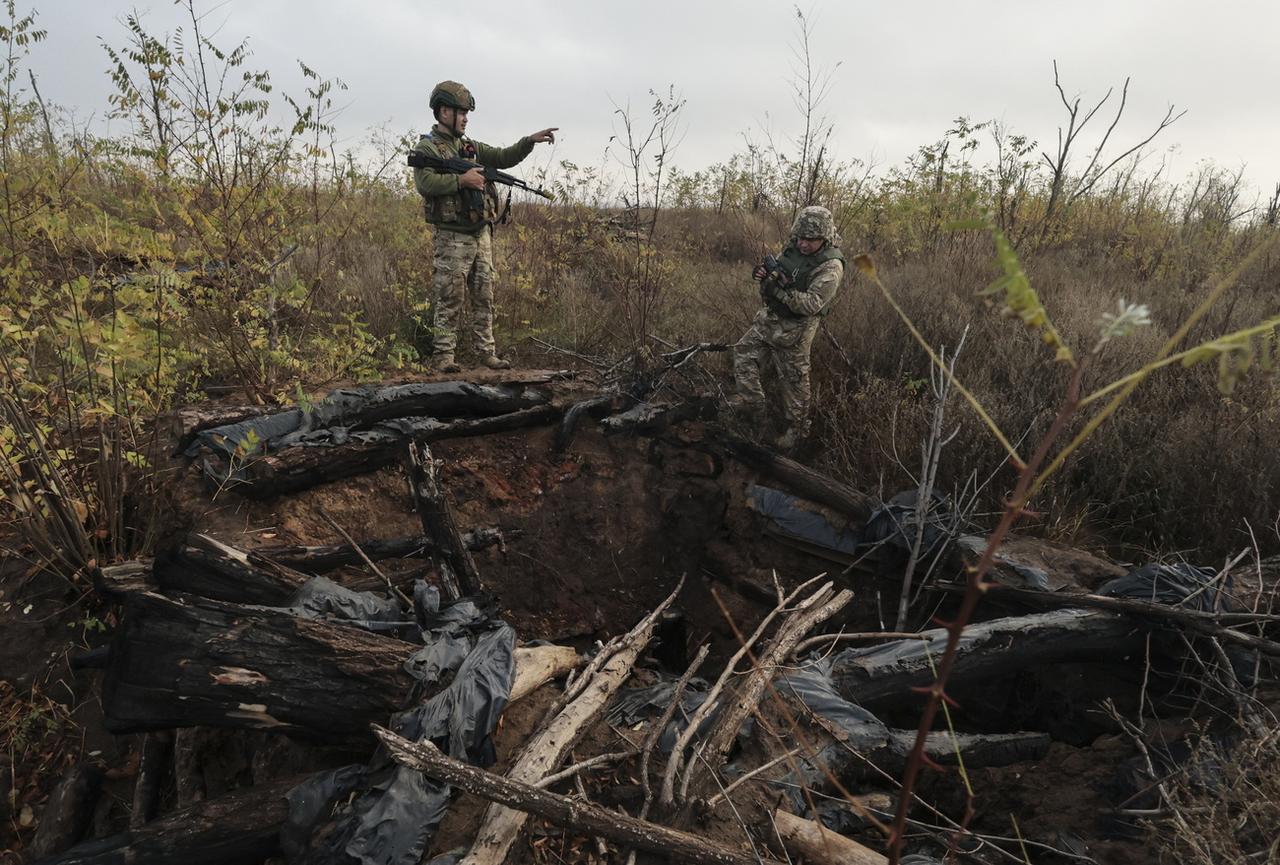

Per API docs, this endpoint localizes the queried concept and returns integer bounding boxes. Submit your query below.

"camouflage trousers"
[732,308,821,434]
[430,227,496,357]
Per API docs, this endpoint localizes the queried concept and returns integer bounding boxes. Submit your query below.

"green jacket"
[767,242,845,318]
[412,123,535,234]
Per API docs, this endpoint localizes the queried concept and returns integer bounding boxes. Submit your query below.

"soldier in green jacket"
[731,206,846,451]
[412,80,557,371]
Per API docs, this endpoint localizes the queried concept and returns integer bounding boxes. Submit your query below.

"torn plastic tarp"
[283,576,405,627]
[1100,561,1257,684]
[284,586,517,865]
[186,381,550,460]
[858,489,955,558]
[1098,562,1227,611]
[748,484,861,560]
[607,675,714,752]
[773,657,893,810]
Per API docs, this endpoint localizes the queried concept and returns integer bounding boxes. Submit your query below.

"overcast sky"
[21,0,1280,203]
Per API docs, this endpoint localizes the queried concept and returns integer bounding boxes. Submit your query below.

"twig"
[318,508,411,606]
[660,574,827,807]
[535,749,634,789]
[706,748,802,810]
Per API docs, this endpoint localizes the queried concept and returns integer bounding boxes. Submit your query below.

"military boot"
[773,426,800,452]
[482,355,511,370]
[435,354,462,374]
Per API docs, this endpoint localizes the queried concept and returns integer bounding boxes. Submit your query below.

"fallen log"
[375,727,779,865]
[771,809,887,865]
[101,592,575,739]
[722,438,874,523]
[33,777,294,865]
[830,609,1145,708]
[169,403,272,454]
[406,440,482,601]
[973,584,1280,658]
[600,398,717,436]
[154,533,308,605]
[28,765,103,859]
[247,527,506,573]
[92,560,154,600]
[212,404,562,499]
[129,731,173,830]
[460,580,683,865]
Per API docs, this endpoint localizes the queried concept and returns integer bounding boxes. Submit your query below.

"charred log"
[722,438,874,523]
[28,765,103,860]
[129,731,173,830]
[102,592,417,741]
[831,609,1146,708]
[406,440,482,601]
[101,592,570,740]
[33,777,294,865]
[153,533,308,605]
[210,404,562,500]
[247,527,506,573]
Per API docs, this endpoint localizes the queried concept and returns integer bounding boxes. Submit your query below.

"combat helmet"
[791,206,840,246]
[429,80,476,112]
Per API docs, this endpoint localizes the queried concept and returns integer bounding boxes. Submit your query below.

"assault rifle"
[755,253,795,316]
[407,150,554,201]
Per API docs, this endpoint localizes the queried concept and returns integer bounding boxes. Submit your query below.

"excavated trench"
[14,373,1258,865]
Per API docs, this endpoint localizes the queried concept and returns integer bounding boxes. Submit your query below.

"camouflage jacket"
[412,123,535,234]
[765,243,845,321]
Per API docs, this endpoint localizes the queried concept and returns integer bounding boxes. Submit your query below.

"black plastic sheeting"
[607,676,716,753]
[1099,562,1228,611]
[282,583,516,865]
[774,658,894,811]
[1101,561,1256,685]
[858,489,955,558]
[283,576,406,629]
[748,484,860,558]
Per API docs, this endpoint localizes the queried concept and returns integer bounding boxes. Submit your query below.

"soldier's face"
[797,237,824,255]
[441,106,469,134]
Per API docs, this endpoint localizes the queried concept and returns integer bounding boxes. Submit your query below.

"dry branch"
[406,440,482,600]
[459,578,684,865]
[374,727,778,865]
[688,583,853,800]
[772,809,888,865]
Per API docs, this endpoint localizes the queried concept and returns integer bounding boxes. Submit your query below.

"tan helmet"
[791,206,840,246]
[429,80,476,112]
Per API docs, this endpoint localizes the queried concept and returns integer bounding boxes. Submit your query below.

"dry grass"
[1154,719,1280,864]
[490,205,1279,559]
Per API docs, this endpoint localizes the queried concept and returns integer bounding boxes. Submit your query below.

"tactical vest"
[770,243,845,317]
[418,131,499,232]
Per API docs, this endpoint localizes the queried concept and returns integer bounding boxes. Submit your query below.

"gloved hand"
[752,264,767,281]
